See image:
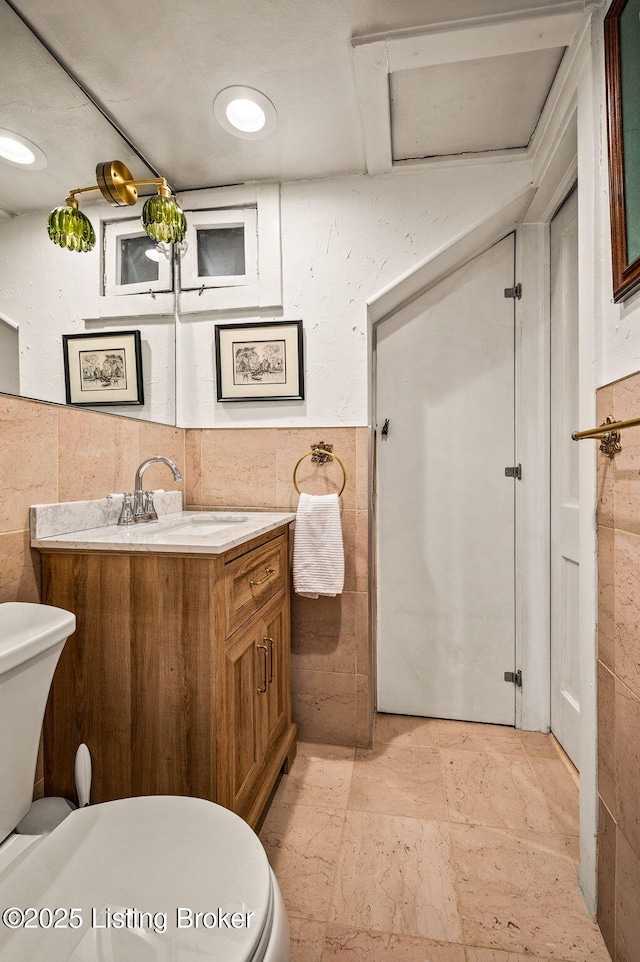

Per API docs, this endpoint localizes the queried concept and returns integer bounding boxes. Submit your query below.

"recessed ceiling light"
[214,86,277,140]
[0,128,47,170]
[0,137,34,164]
[226,99,266,133]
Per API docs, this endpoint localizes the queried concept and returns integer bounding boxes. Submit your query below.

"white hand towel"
[293,493,345,599]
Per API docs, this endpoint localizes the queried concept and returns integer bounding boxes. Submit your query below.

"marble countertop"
[31,507,295,555]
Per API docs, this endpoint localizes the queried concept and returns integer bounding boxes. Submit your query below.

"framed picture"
[215,320,304,402]
[605,0,640,301]
[62,330,144,406]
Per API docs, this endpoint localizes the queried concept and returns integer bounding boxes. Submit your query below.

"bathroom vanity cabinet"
[39,524,296,829]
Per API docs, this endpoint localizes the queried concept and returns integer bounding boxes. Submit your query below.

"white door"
[376,235,517,725]
[550,188,580,769]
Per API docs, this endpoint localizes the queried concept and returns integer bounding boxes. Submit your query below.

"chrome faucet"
[118,455,183,525]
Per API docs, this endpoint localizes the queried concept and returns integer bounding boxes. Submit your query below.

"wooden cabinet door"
[220,617,264,812]
[220,589,289,814]
[258,590,289,758]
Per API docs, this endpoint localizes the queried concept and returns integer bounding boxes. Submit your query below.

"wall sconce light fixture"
[47,160,187,253]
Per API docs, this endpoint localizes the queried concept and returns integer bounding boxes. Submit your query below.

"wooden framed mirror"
[605,0,640,302]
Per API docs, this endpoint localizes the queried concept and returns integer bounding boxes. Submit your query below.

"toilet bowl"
[0,602,289,961]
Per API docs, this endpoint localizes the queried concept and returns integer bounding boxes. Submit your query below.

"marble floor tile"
[290,917,326,962]
[329,811,462,943]
[273,742,355,809]
[321,925,466,960]
[442,749,555,833]
[438,720,525,755]
[519,731,561,758]
[466,951,575,962]
[259,803,346,922]
[273,728,598,962]
[564,835,580,871]
[451,824,610,961]
[348,744,448,820]
[529,757,580,836]
[374,712,440,750]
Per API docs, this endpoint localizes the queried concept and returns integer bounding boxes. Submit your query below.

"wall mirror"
[0,0,177,425]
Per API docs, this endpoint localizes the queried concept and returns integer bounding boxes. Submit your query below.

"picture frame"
[62,330,144,406]
[604,0,640,302]
[214,320,304,402]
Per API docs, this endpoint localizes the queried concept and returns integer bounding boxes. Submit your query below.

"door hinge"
[504,669,522,687]
[504,283,522,300]
[504,464,522,480]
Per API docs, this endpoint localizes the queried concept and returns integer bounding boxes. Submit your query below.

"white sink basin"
[160,513,249,537]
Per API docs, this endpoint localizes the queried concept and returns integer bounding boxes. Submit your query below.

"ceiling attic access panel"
[352,6,583,174]
[389,46,565,161]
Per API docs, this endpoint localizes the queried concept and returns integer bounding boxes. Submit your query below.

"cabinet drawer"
[225,536,287,636]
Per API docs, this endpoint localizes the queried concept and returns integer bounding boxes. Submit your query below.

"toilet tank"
[0,603,76,842]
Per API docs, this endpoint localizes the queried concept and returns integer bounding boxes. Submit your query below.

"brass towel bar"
[571,414,638,458]
[292,442,347,497]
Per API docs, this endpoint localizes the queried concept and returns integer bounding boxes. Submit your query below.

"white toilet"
[0,602,289,962]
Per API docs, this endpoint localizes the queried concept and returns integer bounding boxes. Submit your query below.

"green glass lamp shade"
[142,195,187,243]
[47,206,96,252]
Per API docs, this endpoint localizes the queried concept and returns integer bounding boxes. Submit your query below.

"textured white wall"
[601,285,640,386]
[0,162,532,427]
[179,162,533,427]
[0,211,176,425]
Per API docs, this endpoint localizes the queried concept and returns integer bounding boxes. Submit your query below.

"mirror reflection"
[0,0,176,425]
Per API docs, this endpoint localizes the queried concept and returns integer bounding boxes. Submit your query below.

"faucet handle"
[117,493,135,526]
[143,490,158,522]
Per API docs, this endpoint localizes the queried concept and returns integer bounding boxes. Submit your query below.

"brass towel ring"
[293,449,347,497]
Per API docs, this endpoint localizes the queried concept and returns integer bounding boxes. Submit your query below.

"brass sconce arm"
[48,160,185,253]
[63,185,102,209]
[64,175,173,210]
[130,177,172,197]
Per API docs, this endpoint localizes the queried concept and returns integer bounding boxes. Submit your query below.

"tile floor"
[259,714,612,962]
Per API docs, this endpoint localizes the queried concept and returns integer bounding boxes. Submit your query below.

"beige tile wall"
[0,393,184,607]
[185,426,373,748]
[596,374,640,961]
[0,393,184,798]
[1,395,374,803]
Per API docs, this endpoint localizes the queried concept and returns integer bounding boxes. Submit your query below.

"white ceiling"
[0,0,582,214]
[0,2,154,215]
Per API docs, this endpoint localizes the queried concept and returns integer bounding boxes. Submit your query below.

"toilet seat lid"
[0,796,273,962]
[0,602,75,674]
